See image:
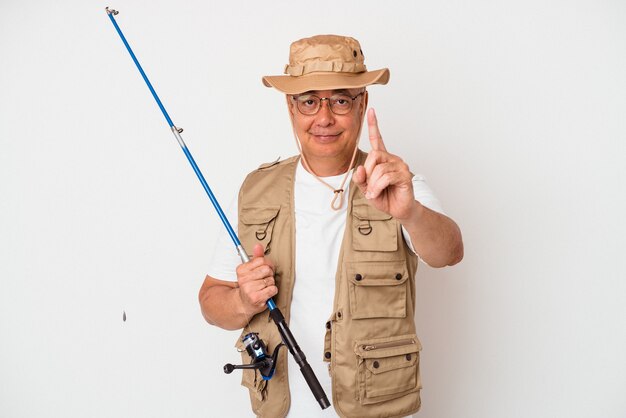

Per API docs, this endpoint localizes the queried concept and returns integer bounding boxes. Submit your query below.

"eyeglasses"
[291,92,364,115]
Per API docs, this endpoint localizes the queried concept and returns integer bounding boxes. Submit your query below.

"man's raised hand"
[353,108,418,221]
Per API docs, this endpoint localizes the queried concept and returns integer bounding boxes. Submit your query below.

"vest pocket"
[239,206,280,254]
[355,334,422,405]
[351,200,398,252]
[347,261,408,319]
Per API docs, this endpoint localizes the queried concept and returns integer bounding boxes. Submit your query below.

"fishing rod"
[105,7,330,410]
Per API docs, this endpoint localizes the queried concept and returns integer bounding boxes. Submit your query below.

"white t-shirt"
[206,160,444,417]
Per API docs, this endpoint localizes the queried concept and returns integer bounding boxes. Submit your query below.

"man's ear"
[285,95,295,120]
[360,90,369,120]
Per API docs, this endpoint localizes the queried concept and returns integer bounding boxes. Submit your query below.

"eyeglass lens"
[294,93,360,115]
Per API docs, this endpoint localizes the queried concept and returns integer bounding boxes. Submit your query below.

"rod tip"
[105,7,119,15]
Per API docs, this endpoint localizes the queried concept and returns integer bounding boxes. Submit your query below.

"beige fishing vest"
[236,151,421,418]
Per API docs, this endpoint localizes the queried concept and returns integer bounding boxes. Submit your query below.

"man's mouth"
[310,132,341,142]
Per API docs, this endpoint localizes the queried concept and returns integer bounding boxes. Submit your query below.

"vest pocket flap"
[351,200,397,252]
[240,206,280,225]
[352,201,393,221]
[366,353,417,375]
[239,206,281,254]
[347,261,408,286]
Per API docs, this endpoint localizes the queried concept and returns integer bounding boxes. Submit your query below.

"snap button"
[355,274,362,281]
[337,311,342,319]
[325,351,331,359]
[406,354,411,361]
[373,361,379,368]
[395,273,402,280]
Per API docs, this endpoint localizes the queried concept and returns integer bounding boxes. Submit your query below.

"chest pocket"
[352,200,398,252]
[239,206,280,255]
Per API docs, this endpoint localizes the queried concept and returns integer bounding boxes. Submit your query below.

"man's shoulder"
[241,155,300,182]
[239,154,299,193]
[255,155,300,171]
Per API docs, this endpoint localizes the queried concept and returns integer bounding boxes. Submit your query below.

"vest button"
[355,274,362,281]
[325,351,331,359]
[406,354,412,361]
[373,361,379,368]
[395,273,402,280]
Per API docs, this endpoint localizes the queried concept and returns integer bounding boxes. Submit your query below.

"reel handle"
[223,362,264,374]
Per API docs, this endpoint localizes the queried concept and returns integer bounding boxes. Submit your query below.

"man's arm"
[199,276,248,330]
[199,244,278,330]
[353,108,464,267]
[399,201,463,267]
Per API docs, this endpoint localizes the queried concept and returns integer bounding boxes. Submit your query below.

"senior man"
[199,35,463,418]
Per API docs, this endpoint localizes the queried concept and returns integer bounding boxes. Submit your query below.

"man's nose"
[315,98,334,124]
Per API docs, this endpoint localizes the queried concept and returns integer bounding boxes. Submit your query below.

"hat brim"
[262,68,390,95]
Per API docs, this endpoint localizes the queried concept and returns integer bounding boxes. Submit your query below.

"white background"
[1,1,625,417]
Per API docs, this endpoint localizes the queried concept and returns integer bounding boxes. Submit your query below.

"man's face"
[287,88,367,173]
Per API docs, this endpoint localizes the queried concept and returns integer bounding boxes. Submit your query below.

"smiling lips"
[310,132,342,143]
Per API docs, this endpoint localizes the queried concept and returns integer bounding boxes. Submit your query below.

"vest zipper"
[361,338,415,352]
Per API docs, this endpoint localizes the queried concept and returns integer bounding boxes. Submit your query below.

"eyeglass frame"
[290,91,365,116]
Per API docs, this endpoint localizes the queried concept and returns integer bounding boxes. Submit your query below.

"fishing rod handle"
[269,308,330,409]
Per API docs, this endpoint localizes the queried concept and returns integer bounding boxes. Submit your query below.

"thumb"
[252,243,265,258]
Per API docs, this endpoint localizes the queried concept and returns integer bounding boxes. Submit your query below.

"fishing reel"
[224,333,284,380]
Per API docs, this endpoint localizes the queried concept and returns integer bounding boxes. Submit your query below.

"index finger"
[367,108,387,152]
